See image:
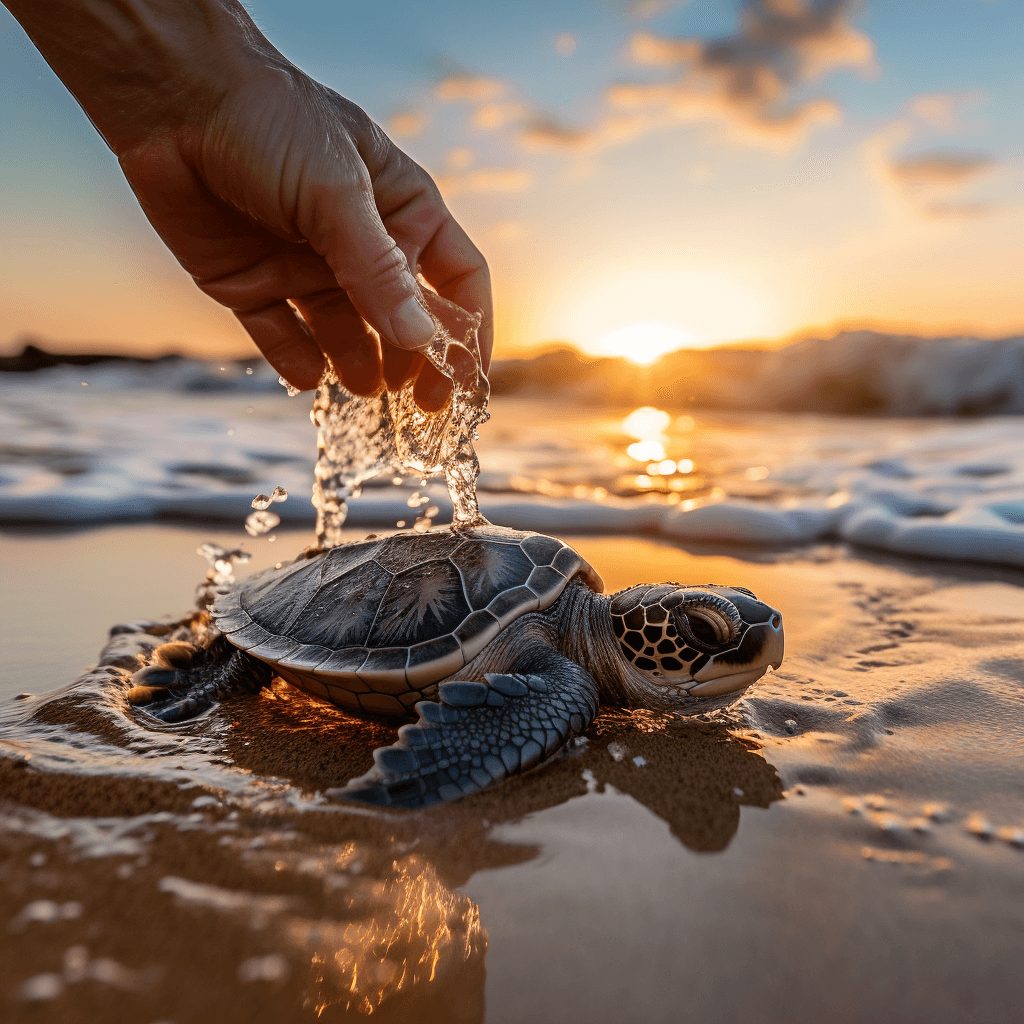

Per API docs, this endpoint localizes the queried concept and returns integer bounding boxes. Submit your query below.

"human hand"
[120,73,490,406]
[4,1,491,407]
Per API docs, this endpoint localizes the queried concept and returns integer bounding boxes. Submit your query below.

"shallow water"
[2,527,1023,1022]
[3,364,1024,1019]
[3,365,1024,569]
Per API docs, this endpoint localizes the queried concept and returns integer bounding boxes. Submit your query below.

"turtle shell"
[212,525,604,715]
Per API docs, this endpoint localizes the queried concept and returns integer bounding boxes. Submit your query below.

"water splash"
[311,291,490,547]
[251,487,288,511]
[195,543,250,607]
[245,510,280,537]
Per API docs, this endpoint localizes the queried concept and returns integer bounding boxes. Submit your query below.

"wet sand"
[2,526,1024,1023]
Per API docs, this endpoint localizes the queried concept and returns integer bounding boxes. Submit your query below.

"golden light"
[622,406,671,439]
[596,323,691,364]
[627,439,666,462]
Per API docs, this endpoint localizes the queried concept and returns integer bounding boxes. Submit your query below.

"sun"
[595,323,692,364]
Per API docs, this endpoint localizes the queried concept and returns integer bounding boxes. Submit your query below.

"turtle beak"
[688,613,784,697]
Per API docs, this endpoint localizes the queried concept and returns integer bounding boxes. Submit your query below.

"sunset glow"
[1,2,1022,359]
[596,324,691,364]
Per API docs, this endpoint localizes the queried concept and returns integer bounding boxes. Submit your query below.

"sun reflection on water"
[297,853,486,1018]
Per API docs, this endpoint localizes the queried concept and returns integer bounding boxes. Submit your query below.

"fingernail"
[390,296,435,350]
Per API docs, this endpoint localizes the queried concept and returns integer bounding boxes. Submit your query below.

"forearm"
[2,0,290,153]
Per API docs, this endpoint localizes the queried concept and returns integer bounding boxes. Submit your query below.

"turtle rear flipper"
[339,649,599,808]
[127,639,271,723]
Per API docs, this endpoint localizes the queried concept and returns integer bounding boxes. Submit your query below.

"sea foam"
[2,362,1023,570]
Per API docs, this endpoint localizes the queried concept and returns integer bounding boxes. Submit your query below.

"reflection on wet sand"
[289,855,486,1020]
[0,618,781,1022]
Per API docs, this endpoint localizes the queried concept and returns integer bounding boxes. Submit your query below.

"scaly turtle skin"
[128,525,784,807]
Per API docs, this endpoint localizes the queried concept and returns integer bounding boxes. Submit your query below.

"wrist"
[3,0,295,153]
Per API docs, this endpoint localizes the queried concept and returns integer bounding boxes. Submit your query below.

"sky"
[1,0,1022,360]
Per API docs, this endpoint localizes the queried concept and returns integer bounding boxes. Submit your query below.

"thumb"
[311,177,435,352]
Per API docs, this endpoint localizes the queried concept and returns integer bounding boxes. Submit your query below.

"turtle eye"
[686,608,736,647]
[673,600,742,652]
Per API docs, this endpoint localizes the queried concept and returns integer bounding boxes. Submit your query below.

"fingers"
[290,289,382,396]
[234,302,324,392]
[416,217,493,372]
[306,170,438,356]
[367,152,493,372]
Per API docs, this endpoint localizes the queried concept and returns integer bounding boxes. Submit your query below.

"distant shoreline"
[4,332,1024,416]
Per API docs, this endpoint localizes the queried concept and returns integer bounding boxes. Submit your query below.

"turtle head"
[606,583,784,710]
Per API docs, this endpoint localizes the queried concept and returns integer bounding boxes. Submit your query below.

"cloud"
[867,124,998,219]
[519,112,651,153]
[470,102,528,131]
[554,33,577,57]
[445,147,474,171]
[388,110,428,138]
[907,90,984,132]
[886,150,997,218]
[887,151,996,194]
[436,167,534,197]
[608,0,875,145]
[628,0,691,18]
[435,75,506,103]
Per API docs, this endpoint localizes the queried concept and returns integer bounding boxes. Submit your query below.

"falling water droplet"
[245,510,280,536]
[245,367,253,375]
[425,505,439,519]
[396,520,407,528]
[413,516,431,533]
[278,375,300,397]
[270,486,288,503]
[251,494,271,510]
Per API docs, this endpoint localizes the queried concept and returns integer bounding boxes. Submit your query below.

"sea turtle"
[128,526,784,807]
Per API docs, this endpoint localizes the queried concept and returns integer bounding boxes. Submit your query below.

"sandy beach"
[2,525,1023,1023]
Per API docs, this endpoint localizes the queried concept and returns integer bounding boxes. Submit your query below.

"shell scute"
[407,635,465,687]
[282,645,334,672]
[371,531,465,574]
[226,621,274,650]
[285,561,391,649]
[368,560,470,648]
[527,565,567,602]
[451,541,534,610]
[453,609,501,649]
[356,648,409,693]
[319,538,386,585]
[240,557,323,635]
[315,647,371,676]
[551,546,582,578]
[610,590,642,615]
[486,585,541,626]
[358,692,405,715]
[521,534,564,565]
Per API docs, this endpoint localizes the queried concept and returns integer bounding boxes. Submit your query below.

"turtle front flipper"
[339,649,599,808]
[127,637,272,723]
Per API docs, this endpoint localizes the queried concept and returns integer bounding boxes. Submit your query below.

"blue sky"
[1,0,1022,358]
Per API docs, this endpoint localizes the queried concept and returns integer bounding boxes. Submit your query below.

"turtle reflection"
[7,626,783,1023]
[221,681,784,1019]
